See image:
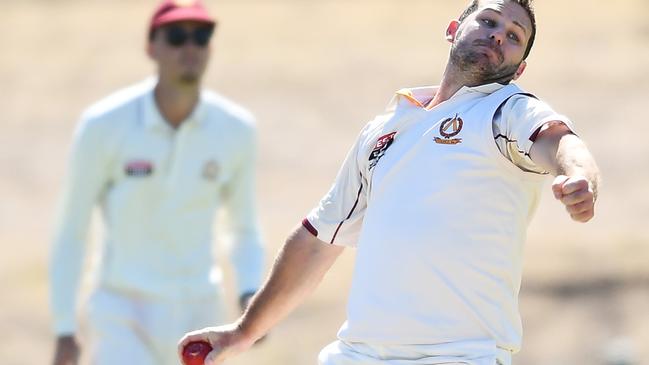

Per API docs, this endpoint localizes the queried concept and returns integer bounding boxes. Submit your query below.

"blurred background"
[1,0,648,364]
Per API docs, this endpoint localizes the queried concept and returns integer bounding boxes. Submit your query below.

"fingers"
[564,198,592,214]
[570,208,595,223]
[178,323,251,365]
[204,347,225,365]
[178,325,241,365]
[552,175,595,223]
[561,178,590,196]
[551,175,569,199]
[560,188,594,207]
[565,200,595,222]
[553,175,590,198]
[177,330,212,363]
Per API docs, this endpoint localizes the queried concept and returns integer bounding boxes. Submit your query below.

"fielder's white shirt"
[305,83,572,359]
[50,79,265,335]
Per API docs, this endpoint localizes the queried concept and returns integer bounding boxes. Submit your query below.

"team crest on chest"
[434,114,463,145]
[202,160,219,181]
[368,132,396,170]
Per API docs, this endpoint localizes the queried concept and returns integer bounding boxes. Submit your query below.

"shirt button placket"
[167,123,191,190]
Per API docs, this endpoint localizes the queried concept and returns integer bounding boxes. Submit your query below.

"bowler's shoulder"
[356,86,432,146]
[200,90,256,132]
[500,84,560,116]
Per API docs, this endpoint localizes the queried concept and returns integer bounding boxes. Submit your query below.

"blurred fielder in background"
[49,1,265,364]
[180,0,600,365]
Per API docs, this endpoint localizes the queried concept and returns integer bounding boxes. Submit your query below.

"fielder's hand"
[551,175,595,223]
[178,323,254,365]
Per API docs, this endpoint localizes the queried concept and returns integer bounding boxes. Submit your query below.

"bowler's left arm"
[529,121,600,222]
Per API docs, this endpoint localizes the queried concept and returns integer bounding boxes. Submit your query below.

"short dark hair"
[458,0,536,60]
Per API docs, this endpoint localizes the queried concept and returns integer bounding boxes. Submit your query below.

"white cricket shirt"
[305,83,572,357]
[50,79,265,334]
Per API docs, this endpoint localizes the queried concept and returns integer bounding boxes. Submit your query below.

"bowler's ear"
[512,60,527,80]
[446,20,460,42]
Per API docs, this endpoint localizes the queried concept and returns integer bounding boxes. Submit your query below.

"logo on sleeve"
[368,132,396,170]
[125,160,154,177]
[434,114,463,145]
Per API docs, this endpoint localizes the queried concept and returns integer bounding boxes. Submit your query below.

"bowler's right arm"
[179,123,373,365]
[178,226,344,365]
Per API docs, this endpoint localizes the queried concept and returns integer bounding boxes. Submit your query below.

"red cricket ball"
[182,341,213,365]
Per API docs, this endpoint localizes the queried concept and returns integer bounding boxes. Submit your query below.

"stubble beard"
[450,39,521,86]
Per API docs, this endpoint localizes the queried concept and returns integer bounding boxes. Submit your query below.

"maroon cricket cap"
[149,0,215,33]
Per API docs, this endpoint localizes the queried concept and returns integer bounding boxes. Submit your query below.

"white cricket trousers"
[80,286,225,365]
[318,339,512,365]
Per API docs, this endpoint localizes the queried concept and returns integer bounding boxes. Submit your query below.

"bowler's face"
[148,21,213,85]
[450,0,532,84]
[462,0,531,64]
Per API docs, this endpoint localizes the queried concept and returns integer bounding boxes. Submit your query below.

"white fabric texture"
[318,340,511,365]
[80,286,225,365]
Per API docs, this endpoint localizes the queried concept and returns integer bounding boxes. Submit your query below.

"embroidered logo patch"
[434,114,463,145]
[125,160,154,177]
[368,132,396,170]
[202,160,219,181]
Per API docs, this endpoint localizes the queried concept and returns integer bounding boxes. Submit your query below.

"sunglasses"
[164,25,214,47]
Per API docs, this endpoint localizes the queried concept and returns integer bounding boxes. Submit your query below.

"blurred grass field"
[1,0,648,364]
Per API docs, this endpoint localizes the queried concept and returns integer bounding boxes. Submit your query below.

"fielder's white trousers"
[318,339,512,365]
[80,286,225,365]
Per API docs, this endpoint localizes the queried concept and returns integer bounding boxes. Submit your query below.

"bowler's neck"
[427,64,467,109]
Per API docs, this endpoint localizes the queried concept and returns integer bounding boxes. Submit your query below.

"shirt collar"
[142,85,207,131]
[394,82,507,109]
